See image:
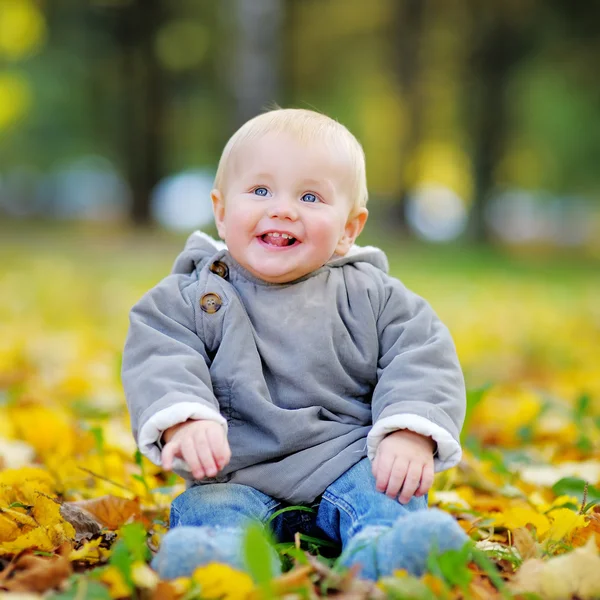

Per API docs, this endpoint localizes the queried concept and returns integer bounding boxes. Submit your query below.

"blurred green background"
[0,0,599,500]
[1,0,599,252]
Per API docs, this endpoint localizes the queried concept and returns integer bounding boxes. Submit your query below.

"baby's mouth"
[260,232,298,247]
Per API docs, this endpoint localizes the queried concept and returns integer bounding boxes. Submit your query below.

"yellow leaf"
[99,564,132,599]
[0,480,75,552]
[9,404,76,459]
[547,508,588,543]
[492,505,550,537]
[192,563,255,600]
[470,385,542,446]
[69,537,107,563]
[131,560,159,590]
[0,467,54,490]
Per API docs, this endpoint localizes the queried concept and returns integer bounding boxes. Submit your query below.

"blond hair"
[213,108,368,213]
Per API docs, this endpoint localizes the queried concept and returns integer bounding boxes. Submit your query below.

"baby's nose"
[267,196,298,220]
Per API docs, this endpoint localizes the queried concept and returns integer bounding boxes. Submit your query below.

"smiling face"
[211,132,368,283]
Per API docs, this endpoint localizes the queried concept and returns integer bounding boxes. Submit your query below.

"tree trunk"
[390,0,427,231]
[466,7,532,241]
[113,0,166,226]
[230,0,283,128]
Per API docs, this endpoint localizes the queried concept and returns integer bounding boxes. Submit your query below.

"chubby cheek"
[222,211,256,242]
[309,218,345,253]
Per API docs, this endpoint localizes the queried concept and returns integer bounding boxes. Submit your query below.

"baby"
[122,108,469,581]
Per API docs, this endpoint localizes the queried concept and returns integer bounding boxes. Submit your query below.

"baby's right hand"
[161,420,231,480]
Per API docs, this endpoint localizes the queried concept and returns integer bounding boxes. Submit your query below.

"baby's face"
[212,132,367,284]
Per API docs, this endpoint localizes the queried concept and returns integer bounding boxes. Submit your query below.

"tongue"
[264,235,291,247]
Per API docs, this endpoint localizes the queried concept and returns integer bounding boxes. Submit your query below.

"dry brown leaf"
[0,541,72,593]
[510,536,600,599]
[59,502,102,542]
[69,495,141,530]
[512,526,541,561]
[468,574,504,600]
[152,580,182,600]
[571,511,600,547]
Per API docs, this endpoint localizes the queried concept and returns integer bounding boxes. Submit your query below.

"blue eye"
[253,187,270,197]
[301,193,318,203]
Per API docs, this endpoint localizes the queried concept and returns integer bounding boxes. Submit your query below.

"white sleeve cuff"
[138,403,227,473]
[367,414,462,472]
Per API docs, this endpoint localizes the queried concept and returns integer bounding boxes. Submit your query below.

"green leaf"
[243,523,276,592]
[266,505,315,525]
[90,426,104,455]
[107,540,134,591]
[133,450,151,495]
[107,522,150,591]
[426,542,473,592]
[574,393,591,420]
[471,547,512,599]
[552,477,600,503]
[583,499,600,513]
[461,384,491,443]
[297,533,338,549]
[120,521,150,563]
[49,574,112,599]
[8,502,33,510]
[378,574,438,600]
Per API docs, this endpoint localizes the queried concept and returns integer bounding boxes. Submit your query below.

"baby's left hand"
[372,430,436,504]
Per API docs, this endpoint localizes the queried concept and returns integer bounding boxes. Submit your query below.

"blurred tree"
[389,0,426,231]
[228,0,283,128]
[92,0,167,226]
[464,1,536,241]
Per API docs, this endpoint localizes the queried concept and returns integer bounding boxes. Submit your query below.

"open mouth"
[259,232,299,248]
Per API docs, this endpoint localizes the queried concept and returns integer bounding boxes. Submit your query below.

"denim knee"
[340,508,469,580]
[151,525,282,581]
[151,526,245,580]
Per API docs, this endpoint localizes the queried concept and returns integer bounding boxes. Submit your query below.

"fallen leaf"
[60,502,102,541]
[69,495,141,530]
[512,526,541,560]
[0,540,72,593]
[99,564,132,599]
[510,536,600,599]
[69,537,108,563]
[193,563,255,600]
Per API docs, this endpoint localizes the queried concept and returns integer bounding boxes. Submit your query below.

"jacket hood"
[171,231,388,275]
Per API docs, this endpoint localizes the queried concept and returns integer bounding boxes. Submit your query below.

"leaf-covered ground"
[1,224,600,599]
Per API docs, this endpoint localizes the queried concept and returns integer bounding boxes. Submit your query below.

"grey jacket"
[122,232,466,504]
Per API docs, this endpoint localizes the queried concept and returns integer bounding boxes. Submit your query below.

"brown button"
[209,261,229,279]
[200,293,222,314]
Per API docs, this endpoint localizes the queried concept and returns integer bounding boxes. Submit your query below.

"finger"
[374,451,394,493]
[385,458,407,499]
[371,452,379,477]
[206,427,231,470]
[181,436,205,480]
[195,431,219,477]
[399,462,423,504]
[161,441,179,471]
[416,461,434,497]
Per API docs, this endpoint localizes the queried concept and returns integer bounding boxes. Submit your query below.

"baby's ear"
[211,190,226,239]
[336,208,368,256]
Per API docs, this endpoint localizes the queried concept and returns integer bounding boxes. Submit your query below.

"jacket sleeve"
[367,274,466,472]
[121,272,226,469]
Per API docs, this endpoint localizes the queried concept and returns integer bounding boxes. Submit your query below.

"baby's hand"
[372,429,435,504]
[161,419,231,480]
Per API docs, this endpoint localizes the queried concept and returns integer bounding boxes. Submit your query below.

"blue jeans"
[152,458,469,581]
